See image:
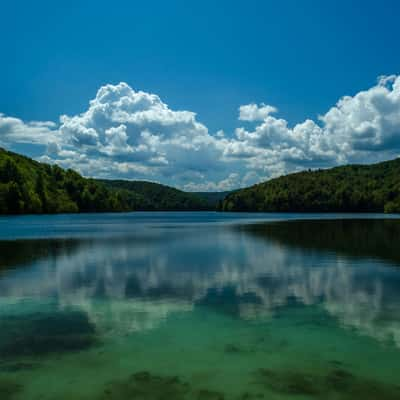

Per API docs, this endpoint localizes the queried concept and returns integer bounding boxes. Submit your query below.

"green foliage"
[220,159,400,213]
[192,191,232,208]
[99,180,209,211]
[384,200,400,213]
[0,148,210,214]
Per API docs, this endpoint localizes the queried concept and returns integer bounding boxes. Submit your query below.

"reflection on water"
[0,214,400,399]
[1,220,399,343]
[0,239,81,271]
[243,218,400,265]
[0,309,97,358]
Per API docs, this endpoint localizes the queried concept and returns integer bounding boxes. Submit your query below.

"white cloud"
[2,76,400,190]
[183,173,241,192]
[239,103,277,121]
[231,75,400,173]
[321,75,400,153]
[0,113,58,145]
[53,82,231,185]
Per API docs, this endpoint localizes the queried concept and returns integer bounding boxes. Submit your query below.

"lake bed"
[1,213,400,400]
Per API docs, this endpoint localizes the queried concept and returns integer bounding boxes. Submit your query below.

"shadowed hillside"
[0,148,209,214]
[99,180,209,211]
[220,159,400,213]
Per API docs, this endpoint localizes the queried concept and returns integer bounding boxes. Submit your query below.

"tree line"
[0,148,208,214]
[219,159,400,213]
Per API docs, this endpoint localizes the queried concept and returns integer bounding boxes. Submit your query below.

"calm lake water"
[0,212,400,400]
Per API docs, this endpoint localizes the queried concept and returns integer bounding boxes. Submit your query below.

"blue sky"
[1,0,400,190]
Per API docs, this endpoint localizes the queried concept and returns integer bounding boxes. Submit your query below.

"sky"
[1,0,400,191]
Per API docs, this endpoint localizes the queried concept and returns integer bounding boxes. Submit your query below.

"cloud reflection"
[0,220,399,346]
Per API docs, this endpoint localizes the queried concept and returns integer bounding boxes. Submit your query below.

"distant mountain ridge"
[220,158,400,213]
[0,148,225,214]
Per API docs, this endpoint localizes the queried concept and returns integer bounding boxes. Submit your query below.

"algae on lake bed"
[0,309,98,358]
[255,366,400,399]
[0,214,400,399]
[0,377,22,400]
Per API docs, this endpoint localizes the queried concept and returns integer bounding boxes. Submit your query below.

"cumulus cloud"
[52,82,232,184]
[183,173,241,192]
[321,75,400,153]
[0,113,58,145]
[1,76,400,190]
[231,75,400,174]
[239,103,277,121]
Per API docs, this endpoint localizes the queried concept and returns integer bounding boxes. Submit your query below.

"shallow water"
[0,212,400,400]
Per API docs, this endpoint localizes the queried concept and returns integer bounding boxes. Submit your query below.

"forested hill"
[192,191,232,208]
[98,179,209,211]
[4,146,399,215]
[0,148,209,214]
[220,158,400,213]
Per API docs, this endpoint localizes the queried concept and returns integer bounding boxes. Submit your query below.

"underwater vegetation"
[0,218,400,400]
[0,309,98,358]
[255,366,400,399]
[0,362,37,373]
[101,371,191,400]
[224,344,242,354]
[196,286,262,318]
[101,371,228,400]
[0,377,22,400]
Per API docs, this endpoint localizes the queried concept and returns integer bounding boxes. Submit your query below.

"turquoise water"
[0,213,400,399]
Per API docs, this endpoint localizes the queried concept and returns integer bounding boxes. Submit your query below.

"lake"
[0,212,400,400]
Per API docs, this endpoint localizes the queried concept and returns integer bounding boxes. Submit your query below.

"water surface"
[1,212,400,400]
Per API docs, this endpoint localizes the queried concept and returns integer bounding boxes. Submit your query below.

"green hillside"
[3,146,399,215]
[99,180,208,211]
[220,159,400,213]
[192,191,231,208]
[0,148,208,214]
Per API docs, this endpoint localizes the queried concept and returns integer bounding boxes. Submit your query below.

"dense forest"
[99,180,209,211]
[220,158,400,213]
[0,148,209,214]
[192,191,231,208]
[3,146,400,215]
